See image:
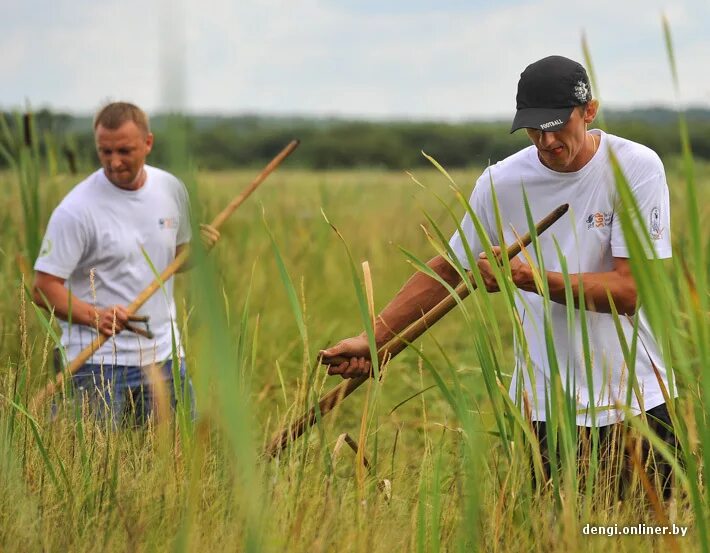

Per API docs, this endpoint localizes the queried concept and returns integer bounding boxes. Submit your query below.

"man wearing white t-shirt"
[320,56,677,496]
[33,102,219,426]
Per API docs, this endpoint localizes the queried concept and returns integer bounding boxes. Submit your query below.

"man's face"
[525,103,597,173]
[95,121,153,189]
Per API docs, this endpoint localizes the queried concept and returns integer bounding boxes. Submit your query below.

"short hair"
[93,102,150,135]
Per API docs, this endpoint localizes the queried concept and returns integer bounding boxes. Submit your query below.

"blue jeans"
[67,358,195,427]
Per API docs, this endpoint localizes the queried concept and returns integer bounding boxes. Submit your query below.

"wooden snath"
[30,139,300,412]
[264,203,569,458]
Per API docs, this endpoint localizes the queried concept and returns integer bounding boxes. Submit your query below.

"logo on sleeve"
[158,217,178,230]
[39,238,53,257]
[586,211,613,229]
[649,207,662,240]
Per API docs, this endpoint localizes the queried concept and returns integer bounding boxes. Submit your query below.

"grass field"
[0,147,708,552]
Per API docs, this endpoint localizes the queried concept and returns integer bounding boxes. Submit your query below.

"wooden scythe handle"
[30,140,300,412]
[264,203,569,458]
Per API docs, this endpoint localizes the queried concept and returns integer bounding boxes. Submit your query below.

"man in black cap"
[321,55,678,497]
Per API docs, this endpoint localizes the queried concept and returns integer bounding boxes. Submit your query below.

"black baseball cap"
[510,55,592,133]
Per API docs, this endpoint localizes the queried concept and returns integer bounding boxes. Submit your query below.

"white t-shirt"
[449,130,672,427]
[34,165,192,367]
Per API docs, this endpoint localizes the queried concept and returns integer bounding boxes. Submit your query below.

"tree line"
[2,108,710,172]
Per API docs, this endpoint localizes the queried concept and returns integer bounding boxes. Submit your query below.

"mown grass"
[0,146,708,551]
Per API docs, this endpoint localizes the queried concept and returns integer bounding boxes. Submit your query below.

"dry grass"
[0,162,707,551]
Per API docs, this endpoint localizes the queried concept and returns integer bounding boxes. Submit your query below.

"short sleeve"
[176,179,192,246]
[33,206,88,279]
[610,165,672,259]
[448,172,496,270]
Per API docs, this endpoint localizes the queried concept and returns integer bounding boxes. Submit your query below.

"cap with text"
[510,55,592,133]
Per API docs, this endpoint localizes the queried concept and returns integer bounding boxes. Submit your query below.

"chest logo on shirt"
[158,217,178,230]
[586,211,613,229]
[649,207,662,240]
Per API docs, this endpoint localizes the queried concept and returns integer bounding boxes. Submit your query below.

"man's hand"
[477,246,534,293]
[319,255,463,380]
[95,305,130,336]
[199,223,220,251]
[320,335,372,379]
[175,223,221,272]
[33,271,137,332]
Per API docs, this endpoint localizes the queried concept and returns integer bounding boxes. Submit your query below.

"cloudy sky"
[3,0,708,119]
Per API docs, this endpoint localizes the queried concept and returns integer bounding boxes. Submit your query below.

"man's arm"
[478,248,638,315]
[321,254,462,378]
[32,271,130,335]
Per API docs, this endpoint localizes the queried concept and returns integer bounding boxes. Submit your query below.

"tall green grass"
[0,19,708,553]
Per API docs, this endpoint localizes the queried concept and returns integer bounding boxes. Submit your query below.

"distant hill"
[603,106,710,124]
[55,106,710,132]
[3,106,710,170]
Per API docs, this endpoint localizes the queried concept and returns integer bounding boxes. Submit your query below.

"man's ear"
[145,132,154,155]
[584,99,599,125]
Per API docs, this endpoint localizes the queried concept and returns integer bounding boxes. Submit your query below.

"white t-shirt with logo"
[449,130,672,427]
[35,165,192,367]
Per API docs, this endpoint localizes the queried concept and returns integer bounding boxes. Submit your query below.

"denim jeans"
[65,358,195,428]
